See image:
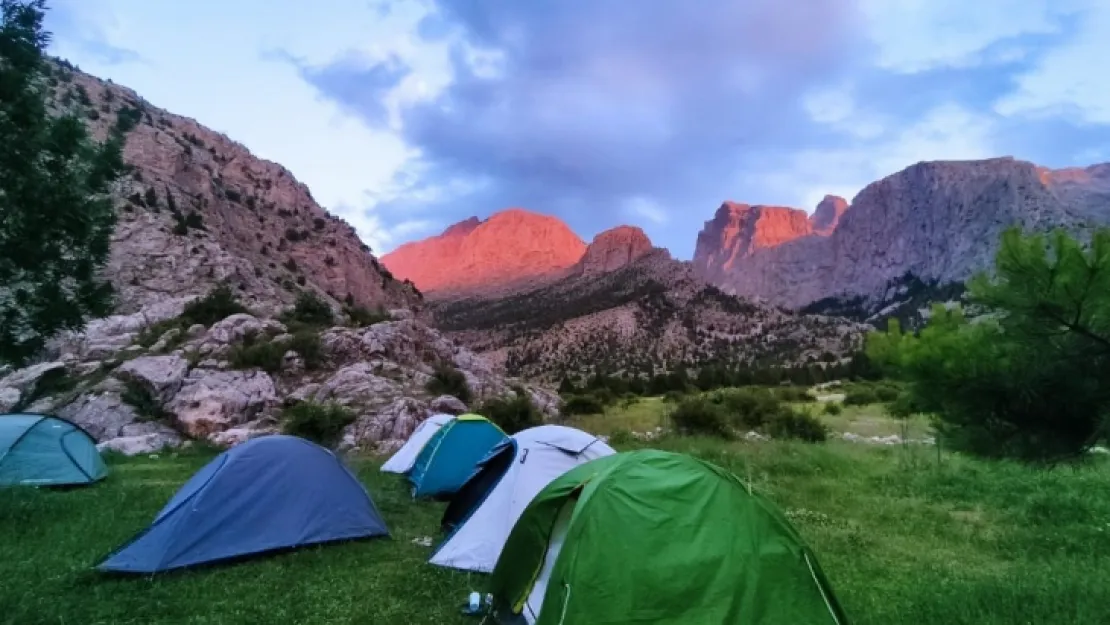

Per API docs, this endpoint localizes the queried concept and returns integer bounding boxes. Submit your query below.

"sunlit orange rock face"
[571,225,655,276]
[380,208,587,295]
[693,202,814,281]
[810,195,849,235]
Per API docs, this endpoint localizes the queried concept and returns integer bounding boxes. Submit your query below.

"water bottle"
[469,592,480,612]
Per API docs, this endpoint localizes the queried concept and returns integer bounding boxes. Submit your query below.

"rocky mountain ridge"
[45,60,422,318]
[0,61,558,455]
[380,208,588,297]
[432,242,865,382]
[696,157,1110,317]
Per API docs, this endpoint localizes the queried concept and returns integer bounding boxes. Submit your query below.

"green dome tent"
[486,449,850,625]
[0,414,108,487]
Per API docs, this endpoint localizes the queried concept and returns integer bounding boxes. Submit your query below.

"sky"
[43,0,1110,259]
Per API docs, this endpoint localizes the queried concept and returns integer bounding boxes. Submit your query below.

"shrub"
[180,284,248,326]
[772,386,810,402]
[823,402,843,416]
[228,339,285,373]
[478,391,542,434]
[345,305,389,328]
[425,364,471,404]
[562,394,606,416]
[281,401,355,447]
[708,387,784,431]
[282,290,334,327]
[765,408,828,442]
[669,396,730,438]
[289,331,324,370]
[607,429,633,446]
[843,388,879,406]
[121,379,170,422]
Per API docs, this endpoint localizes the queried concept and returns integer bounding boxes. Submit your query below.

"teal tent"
[408,414,506,499]
[0,413,108,487]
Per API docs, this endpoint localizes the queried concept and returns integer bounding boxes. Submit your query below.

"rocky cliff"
[46,60,422,317]
[433,249,865,382]
[0,61,558,456]
[380,208,588,297]
[696,157,1108,316]
[693,202,824,285]
[570,226,655,276]
[810,195,849,235]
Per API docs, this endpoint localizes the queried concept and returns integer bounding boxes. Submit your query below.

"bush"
[843,387,879,406]
[478,391,542,434]
[669,396,730,438]
[561,394,606,416]
[121,379,169,422]
[345,305,389,328]
[281,401,355,447]
[708,387,784,430]
[291,331,324,369]
[772,386,810,402]
[282,291,334,327]
[181,284,248,326]
[765,408,828,442]
[823,402,843,416]
[426,364,471,404]
[228,339,285,373]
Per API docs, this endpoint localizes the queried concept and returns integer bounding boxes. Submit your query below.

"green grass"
[3,398,1110,624]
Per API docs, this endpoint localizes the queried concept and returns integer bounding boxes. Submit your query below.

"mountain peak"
[381,208,586,296]
[573,225,656,276]
[811,195,849,235]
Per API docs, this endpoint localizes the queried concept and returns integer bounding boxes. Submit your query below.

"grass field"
[3,399,1110,624]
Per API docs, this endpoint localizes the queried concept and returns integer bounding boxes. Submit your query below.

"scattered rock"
[341,397,429,449]
[430,394,467,415]
[55,391,141,440]
[167,369,277,437]
[0,361,65,394]
[116,354,190,402]
[97,422,184,456]
[0,388,21,412]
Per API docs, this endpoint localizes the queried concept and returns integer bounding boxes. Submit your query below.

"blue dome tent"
[98,435,389,574]
[0,413,107,487]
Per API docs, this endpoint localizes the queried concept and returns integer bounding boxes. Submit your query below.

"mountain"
[570,225,655,276]
[693,200,842,286]
[432,228,865,382]
[44,61,421,318]
[380,208,588,297]
[2,61,558,457]
[694,157,1110,323]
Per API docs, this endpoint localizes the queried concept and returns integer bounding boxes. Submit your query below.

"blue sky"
[44,0,1110,259]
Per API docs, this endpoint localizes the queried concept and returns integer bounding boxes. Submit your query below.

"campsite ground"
[2,398,1110,625]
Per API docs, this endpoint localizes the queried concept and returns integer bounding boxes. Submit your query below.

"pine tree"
[0,0,125,365]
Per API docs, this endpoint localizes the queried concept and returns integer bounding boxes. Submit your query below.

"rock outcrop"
[810,195,849,235]
[571,226,655,276]
[0,307,559,455]
[693,202,820,285]
[380,208,587,297]
[695,157,1106,312]
[434,250,865,382]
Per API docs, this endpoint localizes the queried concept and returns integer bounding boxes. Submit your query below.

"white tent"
[380,414,456,474]
[428,425,615,573]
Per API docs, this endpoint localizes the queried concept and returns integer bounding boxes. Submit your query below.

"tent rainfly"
[407,414,507,499]
[486,449,852,625]
[430,424,614,573]
[0,413,107,487]
[381,414,455,474]
[98,434,389,574]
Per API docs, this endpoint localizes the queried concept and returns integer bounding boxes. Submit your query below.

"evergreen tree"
[0,0,125,365]
[868,227,1110,462]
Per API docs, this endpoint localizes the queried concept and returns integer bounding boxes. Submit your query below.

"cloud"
[299,0,868,254]
[994,1,1110,125]
[44,0,1110,260]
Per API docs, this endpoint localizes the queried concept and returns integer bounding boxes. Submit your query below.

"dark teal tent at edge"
[0,413,107,487]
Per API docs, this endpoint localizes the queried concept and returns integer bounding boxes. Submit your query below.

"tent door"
[523,498,575,625]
